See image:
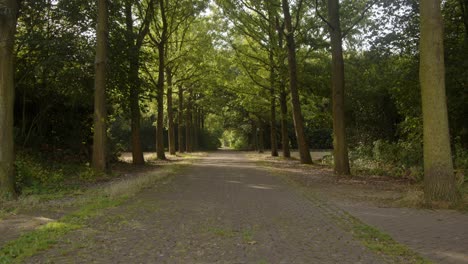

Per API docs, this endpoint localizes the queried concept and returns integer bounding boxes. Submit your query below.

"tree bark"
[125,1,144,165]
[281,0,312,164]
[0,0,18,198]
[166,67,175,155]
[420,0,460,203]
[185,90,192,152]
[92,0,108,172]
[155,0,167,160]
[328,0,350,175]
[279,89,290,158]
[178,87,185,153]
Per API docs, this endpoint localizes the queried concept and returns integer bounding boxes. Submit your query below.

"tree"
[327,0,350,175]
[419,0,460,203]
[125,0,154,165]
[0,0,18,198]
[281,0,312,164]
[92,0,109,172]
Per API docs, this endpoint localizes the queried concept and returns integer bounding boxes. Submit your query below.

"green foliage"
[222,130,250,150]
[199,130,222,150]
[14,151,103,195]
[349,140,423,181]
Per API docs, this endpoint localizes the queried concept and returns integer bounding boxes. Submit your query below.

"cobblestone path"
[28,151,394,263]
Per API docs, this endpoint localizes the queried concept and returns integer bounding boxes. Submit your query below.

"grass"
[0,159,191,263]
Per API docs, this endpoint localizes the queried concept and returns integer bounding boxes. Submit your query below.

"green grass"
[349,217,431,263]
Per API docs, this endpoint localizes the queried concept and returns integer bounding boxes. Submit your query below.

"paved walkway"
[29,151,385,263]
[340,204,468,264]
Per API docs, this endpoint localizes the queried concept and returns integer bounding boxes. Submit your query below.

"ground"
[1,150,467,263]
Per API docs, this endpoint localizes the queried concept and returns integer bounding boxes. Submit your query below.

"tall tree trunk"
[281,0,312,164]
[155,0,167,160]
[92,0,108,172]
[276,17,291,158]
[328,0,350,175]
[166,67,175,155]
[178,87,185,153]
[125,2,144,165]
[251,121,258,151]
[193,106,199,151]
[0,0,18,198]
[185,90,192,152]
[279,89,290,158]
[420,0,460,203]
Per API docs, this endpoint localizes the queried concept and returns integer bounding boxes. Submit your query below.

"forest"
[0,0,467,207]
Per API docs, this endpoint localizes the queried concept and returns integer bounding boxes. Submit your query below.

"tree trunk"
[193,106,199,151]
[281,0,312,164]
[420,0,460,204]
[185,91,192,152]
[178,87,185,153]
[166,67,175,155]
[328,0,350,175]
[92,0,108,172]
[125,1,144,165]
[0,0,18,198]
[155,0,167,160]
[279,89,290,158]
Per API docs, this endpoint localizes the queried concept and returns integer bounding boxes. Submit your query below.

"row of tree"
[0,0,466,205]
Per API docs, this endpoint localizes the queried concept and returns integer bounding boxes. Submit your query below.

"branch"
[341,0,377,39]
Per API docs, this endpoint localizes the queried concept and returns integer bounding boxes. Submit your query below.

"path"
[28,151,386,263]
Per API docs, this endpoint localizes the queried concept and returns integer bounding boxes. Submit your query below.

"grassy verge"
[0,161,190,263]
[251,155,430,264]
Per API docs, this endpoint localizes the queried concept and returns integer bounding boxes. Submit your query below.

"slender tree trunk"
[276,17,291,158]
[420,0,460,204]
[328,0,350,175]
[92,0,108,172]
[281,0,312,164]
[166,67,175,155]
[155,0,167,160]
[0,0,18,198]
[193,106,199,151]
[279,89,290,158]
[178,87,185,153]
[125,2,144,165]
[185,91,192,152]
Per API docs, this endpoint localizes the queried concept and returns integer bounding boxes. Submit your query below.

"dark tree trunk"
[178,87,185,153]
[92,0,109,172]
[0,0,19,198]
[281,0,312,164]
[166,67,175,155]
[279,89,290,158]
[155,0,167,160]
[328,0,350,175]
[185,90,192,152]
[125,1,144,165]
[193,106,199,151]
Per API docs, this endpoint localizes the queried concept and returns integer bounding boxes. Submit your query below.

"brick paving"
[29,151,385,263]
[340,205,468,264]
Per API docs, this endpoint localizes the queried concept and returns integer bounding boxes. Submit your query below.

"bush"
[14,151,102,195]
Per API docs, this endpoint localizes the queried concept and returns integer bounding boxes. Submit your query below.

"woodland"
[0,0,467,206]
